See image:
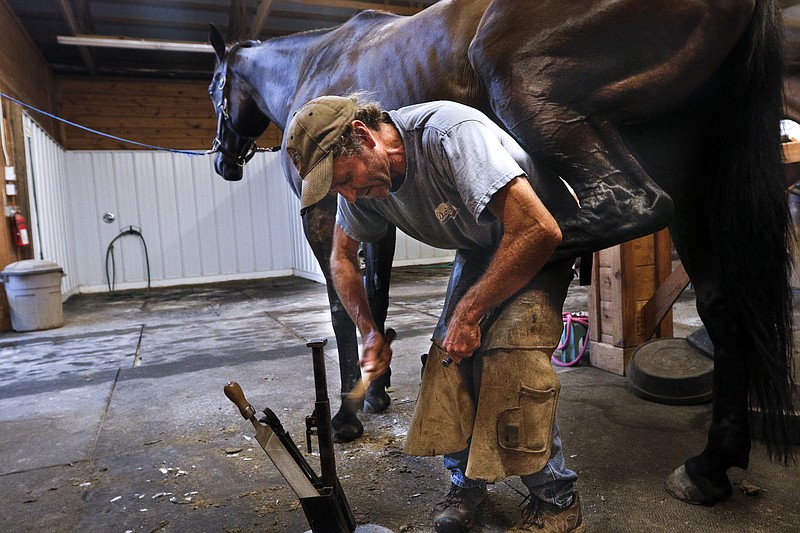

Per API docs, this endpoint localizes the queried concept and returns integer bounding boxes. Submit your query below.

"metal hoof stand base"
[225,338,394,533]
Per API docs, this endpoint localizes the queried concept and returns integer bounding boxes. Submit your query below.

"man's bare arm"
[442,176,562,360]
[330,225,392,376]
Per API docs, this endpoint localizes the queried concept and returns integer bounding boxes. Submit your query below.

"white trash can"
[1,260,65,332]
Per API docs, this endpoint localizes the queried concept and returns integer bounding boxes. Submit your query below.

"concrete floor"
[0,265,798,533]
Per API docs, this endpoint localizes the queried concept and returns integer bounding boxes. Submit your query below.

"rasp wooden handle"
[224,381,257,420]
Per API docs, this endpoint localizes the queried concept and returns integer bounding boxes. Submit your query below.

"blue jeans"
[443,420,577,508]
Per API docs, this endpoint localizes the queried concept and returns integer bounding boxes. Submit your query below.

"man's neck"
[378,122,406,189]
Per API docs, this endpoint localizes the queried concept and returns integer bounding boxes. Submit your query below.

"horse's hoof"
[665,464,732,506]
[363,383,391,414]
[331,409,363,443]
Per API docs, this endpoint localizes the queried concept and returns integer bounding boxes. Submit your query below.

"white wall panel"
[394,229,455,266]
[65,150,296,292]
[246,154,294,273]
[287,192,325,283]
[132,152,164,280]
[22,115,79,297]
[21,142,451,294]
[151,152,183,280]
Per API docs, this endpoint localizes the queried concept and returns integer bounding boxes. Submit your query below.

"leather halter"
[210,74,278,166]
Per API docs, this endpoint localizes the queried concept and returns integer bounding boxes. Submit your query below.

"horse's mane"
[240,9,403,51]
[226,40,259,57]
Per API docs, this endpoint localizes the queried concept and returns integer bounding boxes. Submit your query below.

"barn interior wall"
[21,126,452,294]
[1,6,451,325]
[56,77,283,151]
[63,149,297,292]
[59,146,453,292]
[22,115,79,297]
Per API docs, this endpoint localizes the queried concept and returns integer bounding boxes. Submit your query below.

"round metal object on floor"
[626,337,714,405]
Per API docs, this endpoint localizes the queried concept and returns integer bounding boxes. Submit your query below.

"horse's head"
[208,24,270,181]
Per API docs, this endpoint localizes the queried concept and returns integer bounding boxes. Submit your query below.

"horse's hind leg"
[664,204,749,505]
[483,87,674,258]
[468,2,679,257]
[302,196,363,442]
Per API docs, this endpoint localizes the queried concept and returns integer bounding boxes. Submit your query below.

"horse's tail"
[708,0,795,462]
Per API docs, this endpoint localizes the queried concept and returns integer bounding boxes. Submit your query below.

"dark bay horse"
[209,0,795,507]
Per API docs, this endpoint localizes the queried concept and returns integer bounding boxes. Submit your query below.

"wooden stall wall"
[56,77,281,151]
[0,0,60,140]
[0,0,60,329]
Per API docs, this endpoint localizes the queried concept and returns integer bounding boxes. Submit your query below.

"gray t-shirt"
[336,101,540,251]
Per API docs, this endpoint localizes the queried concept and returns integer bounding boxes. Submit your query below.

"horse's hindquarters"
[469,0,754,119]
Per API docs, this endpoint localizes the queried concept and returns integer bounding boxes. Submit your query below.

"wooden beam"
[250,0,275,39]
[56,0,97,75]
[227,0,248,41]
[57,35,213,52]
[640,263,690,342]
[653,229,674,338]
[76,0,95,33]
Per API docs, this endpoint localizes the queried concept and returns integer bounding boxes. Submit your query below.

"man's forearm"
[443,177,562,359]
[459,177,561,323]
[457,221,559,323]
[330,228,379,337]
[331,226,392,377]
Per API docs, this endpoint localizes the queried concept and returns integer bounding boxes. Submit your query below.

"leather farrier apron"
[405,257,573,482]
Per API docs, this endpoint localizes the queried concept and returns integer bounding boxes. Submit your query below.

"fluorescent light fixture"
[57,35,214,53]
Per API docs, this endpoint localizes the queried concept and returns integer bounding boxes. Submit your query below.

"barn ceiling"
[4,0,440,80]
[5,0,800,81]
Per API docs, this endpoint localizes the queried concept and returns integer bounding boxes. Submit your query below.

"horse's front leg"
[302,197,396,441]
[302,196,363,443]
[362,224,397,413]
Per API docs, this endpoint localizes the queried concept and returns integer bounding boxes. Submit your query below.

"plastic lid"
[1,259,64,276]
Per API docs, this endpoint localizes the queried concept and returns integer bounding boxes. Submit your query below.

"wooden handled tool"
[223,381,319,499]
[349,328,396,403]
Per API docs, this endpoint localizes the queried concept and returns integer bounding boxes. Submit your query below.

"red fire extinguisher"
[12,212,29,247]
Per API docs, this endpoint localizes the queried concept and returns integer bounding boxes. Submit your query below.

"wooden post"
[586,229,674,375]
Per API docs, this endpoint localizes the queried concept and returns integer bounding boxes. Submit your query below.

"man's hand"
[360,329,393,379]
[442,314,481,364]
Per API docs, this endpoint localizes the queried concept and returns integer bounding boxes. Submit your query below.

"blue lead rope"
[0,90,212,156]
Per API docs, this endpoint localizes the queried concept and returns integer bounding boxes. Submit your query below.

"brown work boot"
[511,491,585,532]
[432,482,488,533]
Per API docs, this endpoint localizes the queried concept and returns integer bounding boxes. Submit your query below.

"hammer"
[348,328,396,404]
